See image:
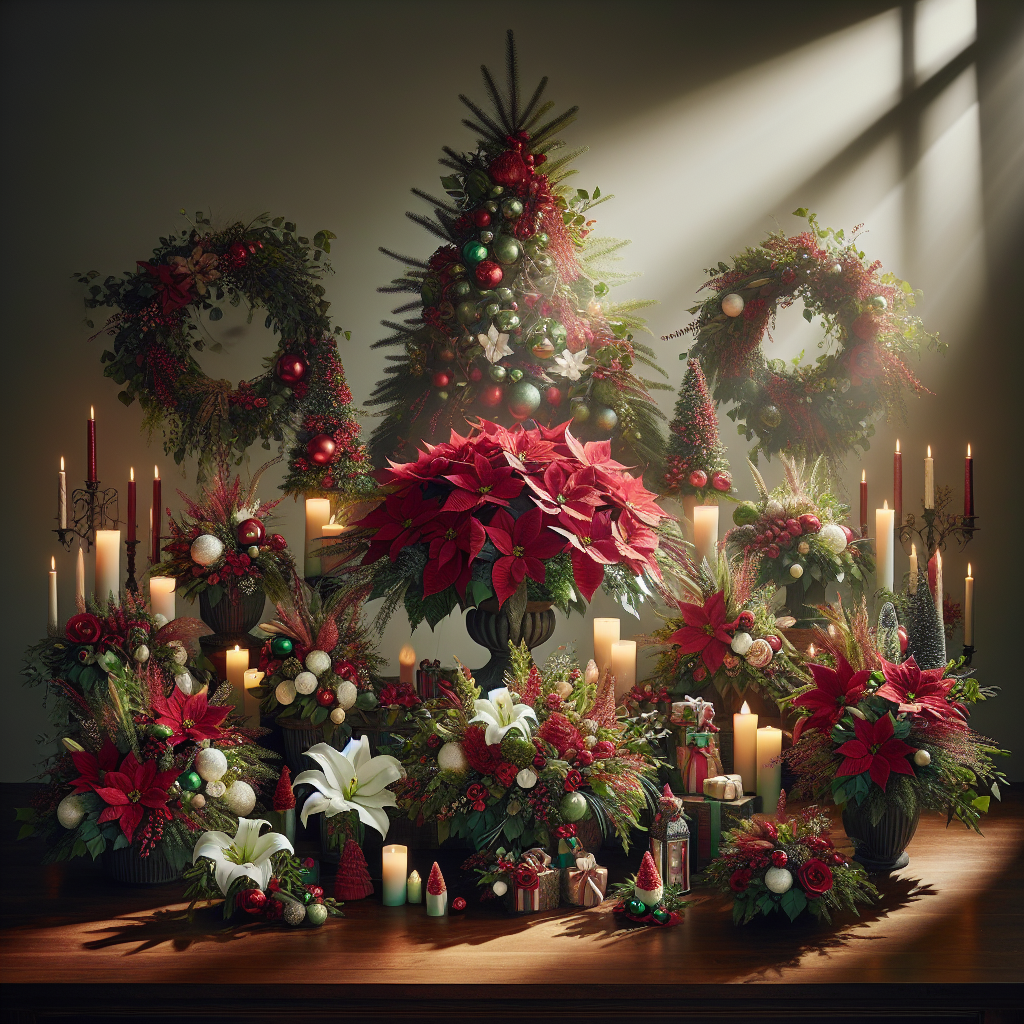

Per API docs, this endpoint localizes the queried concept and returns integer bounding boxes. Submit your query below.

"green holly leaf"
[781,887,807,921]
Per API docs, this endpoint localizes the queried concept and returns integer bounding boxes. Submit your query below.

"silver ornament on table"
[283,900,306,926]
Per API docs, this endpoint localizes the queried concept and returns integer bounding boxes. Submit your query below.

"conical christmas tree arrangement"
[367,31,666,476]
[906,578,947,670]
[334,838,374,901]
[877,601,902,664]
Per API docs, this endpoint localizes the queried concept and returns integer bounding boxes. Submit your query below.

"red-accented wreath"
[77,212,372,496]
[677,210,944,463]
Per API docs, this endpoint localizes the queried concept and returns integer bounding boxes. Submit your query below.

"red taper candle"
[151,466,162,564]
[964,444,974,518]
[893,439,903,531]
[860,469,868,537]
[87,406,97,483]
[127,467,137,543]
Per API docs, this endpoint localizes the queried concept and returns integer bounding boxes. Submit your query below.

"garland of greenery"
[676,210,943,463]
[77,211,372,494]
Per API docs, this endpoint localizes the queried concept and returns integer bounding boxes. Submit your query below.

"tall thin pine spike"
[457,95,506,141]
[391,301,420,315]
[480,64,512,134]
[410,189,460,216]
[378,247,428,269]
[529,107,579,148]
[440,146,473,169]
[505,29,520,127]
[405,211,452,243]
[520,76,548,125]
[523,99,554,132]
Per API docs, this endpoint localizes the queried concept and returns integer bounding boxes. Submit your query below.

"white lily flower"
[192,817,294,896]
[470,687,537,746]
[479,324,513,363]
[293,736,402,838]
[550,347,589,381]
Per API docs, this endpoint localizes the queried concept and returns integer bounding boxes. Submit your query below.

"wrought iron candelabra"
[53,479,119,553]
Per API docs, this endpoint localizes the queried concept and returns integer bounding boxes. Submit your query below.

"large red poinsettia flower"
[612,516,661,579]
[137,260,194,314]
[423,512,487,598]
[613,474,667,527]
[442,452,523,513]
[551,510,621,602]
[69,737,121,794]
[356,487,443,563]
[93,751,179,843]
[151,689,229,745]
[835,714,916,791]
[484,508,565,605]
[525,463,602,521]
[792,656,871,742]
[666,590,734,675]
[875,657,967,725]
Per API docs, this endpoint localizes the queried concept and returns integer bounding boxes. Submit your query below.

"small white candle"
[304,498,332,578]
[964,563,974,646]
[875,501,894,593]
[382,844,408,906]
[692,505,719,566]
[399,644,416,686]
[243,668,265,723]
[75,546,85,608]
[48,557,58,633]
[149,577,176,621]
[406,869,423,904]
[924,445,935,510]
[593,617,620,680]
[225,645,249,693]
[320,521,346,574]
[756,726,783,817]
[94,529,121,606]
[610,639,637,700]
[909,543,919,594]
[732,701,758,794]
[58,457,67,530]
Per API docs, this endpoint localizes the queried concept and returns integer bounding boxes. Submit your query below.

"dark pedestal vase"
[842,798,921,873]
[199,586,266,646]
[103,844,181,885]
[464,599,556,691]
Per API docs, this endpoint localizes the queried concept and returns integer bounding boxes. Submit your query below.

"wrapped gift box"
[561,854,608,907]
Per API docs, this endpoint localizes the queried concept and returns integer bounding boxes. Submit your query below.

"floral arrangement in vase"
[17,597,280,879]
[357,418,667,631]
[395,642,659,852]
[155,460,296,609]
[704,795,878,924]
[725,456,874,623]
[184,817,343,927]
[785,599,1007,850]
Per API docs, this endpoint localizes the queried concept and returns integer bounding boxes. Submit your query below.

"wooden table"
[1,783,1021,1023]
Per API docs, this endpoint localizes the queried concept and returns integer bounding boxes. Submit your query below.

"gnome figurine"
[426,861,448,917]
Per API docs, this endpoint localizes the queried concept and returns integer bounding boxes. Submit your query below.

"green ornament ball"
[502,198,524,220]
[489,186,505,198]
[494,310,520,332]
[437,390,449,402]
[451,279,472,299]
[571,401,591,424]
[485,302,500,318]
[305,902,328,927]
[270,637,294,659]
[870,294,888,310]
[479,230,494,244]
[149,723,174,740]
[492,236,522,265]
[508,368,524,383]
[489,364,508,383]
[535,232,549,247]
[484,201,499,214]
[625,897,647,916]
[496,286,514,302]
[449,263,466,278]
[559,791,588,822]
[594,406,618,433]
[457,300,482,325]
[759,404,782,428]
[506,380,541,421]
[462,241,488,267]
[177,771,202,793]
[652,907,671,924]
[549,322,568,345]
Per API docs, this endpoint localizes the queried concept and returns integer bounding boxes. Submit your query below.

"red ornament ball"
[897,625,908,654]
[480,385,504,408]
[236,518,265,546]
[275,353,308,386]
[798,513,821,533]
[544,386,564,407]
[765,634,782,652]
[711,470,732,492]
[269,534,287,551]
[451,896,467,912]
[307,433,337,465]
[473,209,492,228]
[468,365,484,383]
[489,150,528,185]
[736,610,756,631]
[841,525,858,545]
[315,688,336,707]
[474,260,503,289]
[771,850,788,868]
[432,370,452,389]
[688,469,708,489]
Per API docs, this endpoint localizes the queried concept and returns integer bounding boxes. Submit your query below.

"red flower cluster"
[377,683,422,709]
[357,419,665,607]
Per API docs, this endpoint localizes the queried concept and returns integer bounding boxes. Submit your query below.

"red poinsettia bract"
[792,656,871,743]
[93,751,179,843]
[151,689,230,745]
[835,714,915,791]
[666,590,734,674]
[875,657,967,726]
[69,737,121,794]
[484,508,565,605]
[423,512,486,598]
[357,488,442,564]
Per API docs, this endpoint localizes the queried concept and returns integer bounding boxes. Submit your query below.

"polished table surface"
[1,783,1022,1022]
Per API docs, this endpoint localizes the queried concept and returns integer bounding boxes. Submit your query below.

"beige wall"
[1,0,1020,781]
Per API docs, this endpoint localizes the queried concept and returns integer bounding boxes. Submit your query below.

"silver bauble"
[190,534,224,566]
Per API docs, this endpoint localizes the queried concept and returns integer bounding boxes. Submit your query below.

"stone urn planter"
[199,586,266,645]
[464,597,556,690]
[842,798,921,873]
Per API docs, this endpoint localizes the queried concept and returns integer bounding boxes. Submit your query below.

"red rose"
[729,867,753,892]
[796,858,834,898]
[553,824,577,839]
[563,769,583,792]
[514,865,539,891]
[494,762,518,787]
[427,733,442,749]
[65,613,103,645]
[574,750,593,767]
[466,783,488,812]
[771,850,788,868]
[591,741,615,759]
[236,888,267,914]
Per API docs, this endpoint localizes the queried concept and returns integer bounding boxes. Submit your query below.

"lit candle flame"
[154,465,160,480]
[911,542,917,556]
[883,499,889,510]
[968,562,972,577]
[60,456,64,471]
[234,644,240,652]
[967,443,971,457]
[399,644,416,666]
[807,644,816,658]
[130,467,134,481]
[51,556,55,571]
[861,469,866,482]
[740,701,750,715]
[927,445,932,458]
[896,439,900,453]
[90,406,94,420]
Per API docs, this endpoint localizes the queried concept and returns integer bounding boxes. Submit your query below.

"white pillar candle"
[934,548,944,625]
[924,446,935,509]
[243,668,265,724]
[320,522,346,574]
[94,529,121,606]
[225,645,249,693]
[756,726,783,817]
[610,639,637,701]
[304,498,332,578]
[58,457,67,530]
[909,543,918,594]
[875,501,894,593]
[399,644,416,686]
[692,505,719,566]
[382,844,408,906]
[406,869,423,904]
[48,557,58,633]
[75,546,85,608]
[732,701,758,794]
[964,564,974,646]
[593,617,620,680]
[149,576,176,621]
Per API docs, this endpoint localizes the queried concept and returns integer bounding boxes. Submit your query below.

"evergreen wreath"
[677,210,943,463]
[77,211,372,494]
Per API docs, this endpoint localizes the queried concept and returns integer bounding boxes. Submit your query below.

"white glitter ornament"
[190,793,206,810]
[275,679,297,705]
[205,780,227,799]
[305,650,332,677]
[223,780,256,816]
[438,741,469,773]
[914,749,931,767]
[819,524,848,554]
[133,645,150,664]
[335,680,358,710]
[174,672,194,695]
[797,541,810,555]
[492,879,508,897]
[789,563,804,579]
[765,866,794,893]
[190,534,224,566]
[330,707,347,725]
[730,632,753,656]
[516,768,538,789]
[721,293,745,317]
[294,671,318,695]
[283,900,306,926]
[57,794,87,829]
[194,746,228,782]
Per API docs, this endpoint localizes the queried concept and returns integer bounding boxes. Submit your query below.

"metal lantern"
[650,787,691,893]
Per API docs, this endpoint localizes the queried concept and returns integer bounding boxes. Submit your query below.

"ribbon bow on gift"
[522,848,552,870]
[573,853,606,906]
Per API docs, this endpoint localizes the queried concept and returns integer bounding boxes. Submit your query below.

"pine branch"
[539,146,588,179]
[440,146,473,170]
[528,106,579,148]
[505,29,520,127]
[390,300,421,315]
[410,188,460,217]
[458,94,506,141]
[405,211,452,243]
[480,63,512,134]
[520,78,549,125]
[378,247,428,269]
